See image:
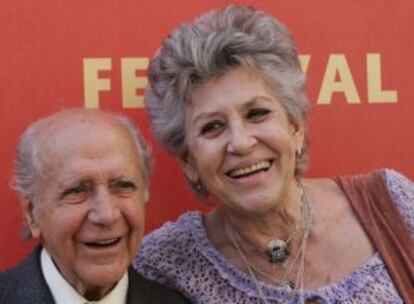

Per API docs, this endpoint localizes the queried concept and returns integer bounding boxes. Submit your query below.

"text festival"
[83,53,397,109]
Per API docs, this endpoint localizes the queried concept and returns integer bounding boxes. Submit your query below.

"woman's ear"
[178,155,198,183]
[291,119,305,151]
[144,189,150,204]
[19,196,41,239]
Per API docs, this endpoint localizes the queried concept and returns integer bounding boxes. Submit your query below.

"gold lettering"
[367,53,398,103]
[121,58,149,108]
[299,55,311,74]
[82,54,398,108]
[83,58,112,108]
[318,54,360,104]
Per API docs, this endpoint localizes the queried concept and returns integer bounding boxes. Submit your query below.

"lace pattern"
[134,169,413,303]
[386,169,414,237]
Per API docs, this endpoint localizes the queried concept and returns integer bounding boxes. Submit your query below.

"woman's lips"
[227,159,273,179]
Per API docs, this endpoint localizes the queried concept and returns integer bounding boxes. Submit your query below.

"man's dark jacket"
[0,246,190,304]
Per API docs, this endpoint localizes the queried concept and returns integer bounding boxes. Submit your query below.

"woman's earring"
[188,178,209,198]
[195,181,203,192]
[296,145,302,156]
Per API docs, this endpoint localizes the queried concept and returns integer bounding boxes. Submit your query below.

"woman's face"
[183,66,304,215]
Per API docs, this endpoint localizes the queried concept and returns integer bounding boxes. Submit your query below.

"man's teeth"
[97,238,118,245]
[229,160,271,178]
[89,238,119,246]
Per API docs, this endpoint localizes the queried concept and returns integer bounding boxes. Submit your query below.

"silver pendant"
[279,280,295,291]
[265,239,289,263]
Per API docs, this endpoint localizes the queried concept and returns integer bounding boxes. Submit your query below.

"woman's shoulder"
[138,211,204,256]
[382,169,414,235]
[306,168,413,233]
[383,168,414,194]
[134,210,236,299]
[316,168,413,198]
[133,211,206,283]
[133,211,209,280]
[328,168,414,235]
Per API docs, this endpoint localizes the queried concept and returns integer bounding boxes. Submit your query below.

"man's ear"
[19,196,41,239]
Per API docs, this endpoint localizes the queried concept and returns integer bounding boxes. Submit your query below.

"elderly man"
[0,109,189,303]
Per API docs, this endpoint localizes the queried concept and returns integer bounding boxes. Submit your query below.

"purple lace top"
[134,170,414,303]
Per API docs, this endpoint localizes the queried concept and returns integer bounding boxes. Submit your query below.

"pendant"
[279,280,295,291]
[265,239,289,263]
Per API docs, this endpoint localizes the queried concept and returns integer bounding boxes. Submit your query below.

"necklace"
[233,223,299,265]
[266,238,292,264]
[224,179,313,303]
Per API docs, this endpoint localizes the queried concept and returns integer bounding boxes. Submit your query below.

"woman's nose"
[88,187,121,226]
[226,121,257,154]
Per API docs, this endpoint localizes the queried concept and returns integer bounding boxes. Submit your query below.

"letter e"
[121,58,149,108]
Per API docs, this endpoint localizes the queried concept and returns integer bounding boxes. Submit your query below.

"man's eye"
[64,186,85,195]
[247,108,271,120]
[111,180,137,194]
[60,185,88,201]
[200,120,223,136]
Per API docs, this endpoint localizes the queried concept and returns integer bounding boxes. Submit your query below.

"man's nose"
[226,120,257,154]
[88,187,120,225]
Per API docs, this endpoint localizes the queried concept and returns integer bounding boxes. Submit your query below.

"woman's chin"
[224,199,279,217]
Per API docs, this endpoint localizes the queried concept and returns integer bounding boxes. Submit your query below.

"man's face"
[25,115,147,299]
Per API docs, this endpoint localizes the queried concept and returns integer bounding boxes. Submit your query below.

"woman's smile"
[184,66,303,213]
[226,159,273,179]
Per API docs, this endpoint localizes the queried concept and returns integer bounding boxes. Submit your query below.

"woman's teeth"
[229,160,271,178]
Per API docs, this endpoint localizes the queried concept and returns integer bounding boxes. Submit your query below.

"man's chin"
[75,262,128,294]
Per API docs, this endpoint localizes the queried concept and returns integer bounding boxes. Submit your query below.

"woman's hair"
[145,4,310,180]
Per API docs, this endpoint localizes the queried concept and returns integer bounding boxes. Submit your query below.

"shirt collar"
[40,247,128,304]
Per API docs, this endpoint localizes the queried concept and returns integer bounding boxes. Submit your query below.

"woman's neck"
[215,183,303,249]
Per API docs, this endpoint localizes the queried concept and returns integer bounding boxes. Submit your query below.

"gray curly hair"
[13,109,153,239]
[145,5,310,194]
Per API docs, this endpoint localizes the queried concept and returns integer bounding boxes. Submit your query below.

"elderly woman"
[134,5,414,303]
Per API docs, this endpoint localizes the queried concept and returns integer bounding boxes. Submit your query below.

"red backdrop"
[1,0,413,269]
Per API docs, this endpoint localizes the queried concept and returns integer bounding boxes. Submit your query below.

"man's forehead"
[36,110,133,159]
[39,110,117,134]
[39,110,122,141]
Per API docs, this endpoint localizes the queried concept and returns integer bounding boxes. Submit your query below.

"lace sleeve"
[384,169,414,237]
[134,227,174,286]
[133,212,199,297]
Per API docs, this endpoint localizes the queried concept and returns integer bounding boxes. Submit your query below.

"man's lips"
[227,159,273,178]
[83,237,122,248]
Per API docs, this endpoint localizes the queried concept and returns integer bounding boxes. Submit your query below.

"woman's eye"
[247,108,271,120]
[200,120,223,136]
